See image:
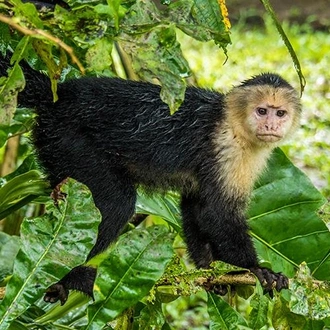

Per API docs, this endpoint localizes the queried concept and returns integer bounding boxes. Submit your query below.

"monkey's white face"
[225,84,301,148]
[252,104,293,143]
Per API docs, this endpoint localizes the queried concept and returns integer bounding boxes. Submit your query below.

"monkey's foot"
[51,178,69,207]
[44,283,69,305]
[44,266,97,305]
[250,267,289,295]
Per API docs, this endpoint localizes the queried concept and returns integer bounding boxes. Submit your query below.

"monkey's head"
[226,73,302,147]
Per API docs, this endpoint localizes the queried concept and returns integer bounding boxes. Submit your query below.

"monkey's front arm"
[180,187,288,294]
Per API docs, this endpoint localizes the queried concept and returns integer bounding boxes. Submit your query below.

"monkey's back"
[31,77,224,190]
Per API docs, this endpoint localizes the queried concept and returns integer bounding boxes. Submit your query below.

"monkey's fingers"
[44,283,69,305]
[249,267,289,295]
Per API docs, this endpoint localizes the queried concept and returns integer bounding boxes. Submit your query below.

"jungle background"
[0,0,330,329]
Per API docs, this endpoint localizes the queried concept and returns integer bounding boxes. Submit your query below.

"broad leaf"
[0,179,101,330]
[248,149,329,280]
[120,25,190,113]
[207,292,249,329]
[85,226,174,329]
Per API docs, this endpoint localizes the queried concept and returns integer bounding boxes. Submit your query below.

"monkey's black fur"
[0,55,290,305]
[240,72,294,89]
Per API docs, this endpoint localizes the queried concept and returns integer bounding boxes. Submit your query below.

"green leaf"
[289,263,330,320]
[136,190,182,233]
[260,0,305,94]
[248,149,329,280]
[248,284,270,329]
[0,52,25,125]
[0,155,39,184]
[85,38,113,74]
[272,296,306,330]
[173,0,231,47]
[85,226,174,329]
[207,292,249,329]
[0,179,101,330]
[0,107,34,148]
[120,25,190,113]
[0,170,49,220]
[13,1,44,29]
[0,232,20,283]
[138,300,166,330]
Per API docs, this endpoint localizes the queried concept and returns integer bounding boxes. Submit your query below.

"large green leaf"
[85,226,174,329]
[207,292,249,329]
[136,149,328,282]
[248,149,329,280]
[0,179,101,330]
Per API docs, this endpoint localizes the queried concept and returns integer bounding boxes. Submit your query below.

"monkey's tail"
[0,53,52,109]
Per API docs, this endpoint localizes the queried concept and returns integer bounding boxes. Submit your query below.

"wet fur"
[0,56,300,304]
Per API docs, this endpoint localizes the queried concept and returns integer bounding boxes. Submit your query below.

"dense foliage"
[0,0,329,329]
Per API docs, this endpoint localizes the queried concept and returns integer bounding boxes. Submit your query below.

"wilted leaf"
[272,296,306,330]
[289,263,330,320]
[173,0,231,46]
[120,25,190,113]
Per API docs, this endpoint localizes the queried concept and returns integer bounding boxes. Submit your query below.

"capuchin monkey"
[0,54,301,305]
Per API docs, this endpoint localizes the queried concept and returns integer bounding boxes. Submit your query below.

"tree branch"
[0,14,85,74]
[156,271,258,296]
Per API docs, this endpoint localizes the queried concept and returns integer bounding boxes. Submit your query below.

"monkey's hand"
[44,266,97,305]
[250,267,289,296]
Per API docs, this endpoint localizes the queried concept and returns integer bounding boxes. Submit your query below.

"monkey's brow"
[266,104,282,109]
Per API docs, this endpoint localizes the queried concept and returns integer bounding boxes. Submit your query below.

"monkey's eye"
[257,108,267,115]
[276,110,286,117]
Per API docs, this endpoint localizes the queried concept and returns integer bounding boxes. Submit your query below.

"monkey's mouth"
[257,134,282,142]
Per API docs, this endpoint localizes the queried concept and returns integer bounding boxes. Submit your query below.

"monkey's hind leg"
[44,168,136,305]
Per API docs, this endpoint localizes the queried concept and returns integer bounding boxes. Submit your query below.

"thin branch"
[0,14,85,74]
[156,272,258,295]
